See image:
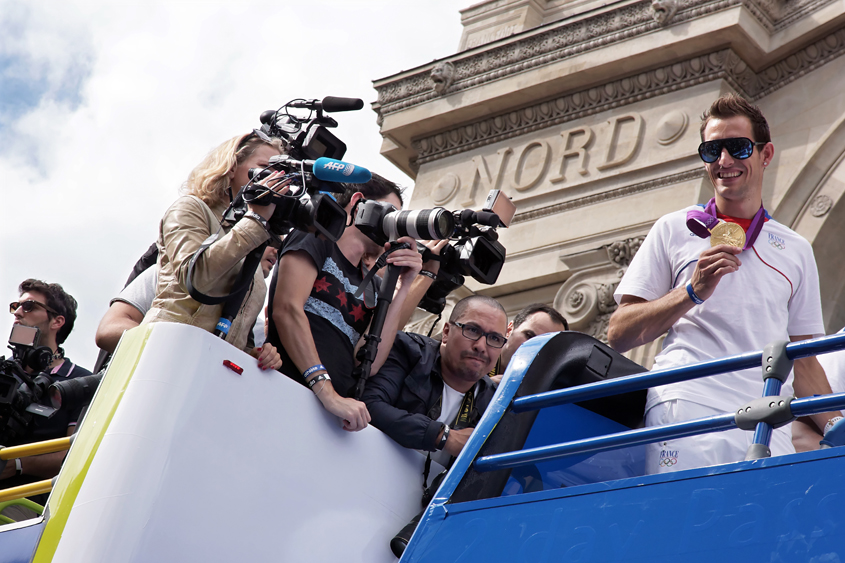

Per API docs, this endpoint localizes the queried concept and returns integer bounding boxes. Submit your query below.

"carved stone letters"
[442,111,646,206]
[550,127,593,184]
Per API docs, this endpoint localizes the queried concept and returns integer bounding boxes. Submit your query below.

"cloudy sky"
[0,0,464,370]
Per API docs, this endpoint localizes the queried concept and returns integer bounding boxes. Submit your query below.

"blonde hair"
[183,133,285,206]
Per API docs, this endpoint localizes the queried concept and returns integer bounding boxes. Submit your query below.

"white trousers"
[644,399,795,474]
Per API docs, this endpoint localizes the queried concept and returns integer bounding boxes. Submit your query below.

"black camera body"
[352,190,513,314]
[0,326,57,445]
[224,96,367,244]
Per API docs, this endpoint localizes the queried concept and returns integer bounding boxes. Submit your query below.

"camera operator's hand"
[247,171,293,221]
[386,236,423,288]
[254,343,282,371]
[316,386,371,432]
[421,239,449,276]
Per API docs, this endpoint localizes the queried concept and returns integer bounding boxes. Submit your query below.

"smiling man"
[607,94,840,473]
[363,295,506,462]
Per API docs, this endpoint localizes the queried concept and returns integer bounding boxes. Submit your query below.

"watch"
[436,425,450,451]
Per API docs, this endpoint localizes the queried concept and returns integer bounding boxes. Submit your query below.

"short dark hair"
[449,295,506,323]
[18,279,78,344]
[335,172,404,208]
[700,93,771,144]
[512,303,569,331]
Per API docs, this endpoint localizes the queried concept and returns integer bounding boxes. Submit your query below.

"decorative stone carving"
[810,194,834,217]
[607,237,645,268]
[411,29,845,163]
[432,173,461,205]
[651,0,678,25]
[553,235,649,342]
[656,111,688,145]
[430,61,456,95]
[374,0,837,118]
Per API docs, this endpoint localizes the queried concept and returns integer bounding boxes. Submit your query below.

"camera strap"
[185,201,263,306]
[185,232,255,305]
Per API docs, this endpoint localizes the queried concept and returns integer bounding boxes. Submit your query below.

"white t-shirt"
[615,206,824,413]
[817,329,845,395]
[112,267,266,348]
[429,383,477,467]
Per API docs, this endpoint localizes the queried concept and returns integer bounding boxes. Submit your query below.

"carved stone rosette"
[554,236,645,343]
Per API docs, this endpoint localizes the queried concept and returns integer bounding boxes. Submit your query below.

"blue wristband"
[303,364,327,379]
[686,283,705,305]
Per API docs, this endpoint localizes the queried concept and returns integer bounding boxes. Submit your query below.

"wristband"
[307,372,331,390]
[419,270,437,280]
[303,364,327,379]
[244,210,270,232]
[436,425,450,450]
[686,282,705,305]
[824,416,843,435]
[15,458,22,477]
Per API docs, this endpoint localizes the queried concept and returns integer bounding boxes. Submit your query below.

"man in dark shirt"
[1,279,92,516]
[267,174,422,431]
[363,295,507,460]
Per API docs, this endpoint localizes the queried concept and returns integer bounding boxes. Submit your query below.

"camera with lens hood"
[353,189,516,313]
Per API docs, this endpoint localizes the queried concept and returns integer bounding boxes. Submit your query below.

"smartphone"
[483,190,517,228]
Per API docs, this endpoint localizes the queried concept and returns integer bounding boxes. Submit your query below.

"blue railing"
[476,332,845,473]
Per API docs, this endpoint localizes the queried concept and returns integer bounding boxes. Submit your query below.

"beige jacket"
[143,195,269,352]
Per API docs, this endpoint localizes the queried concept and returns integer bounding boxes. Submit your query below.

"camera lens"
[383,209,455,241]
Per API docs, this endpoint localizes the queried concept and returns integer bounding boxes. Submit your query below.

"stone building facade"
[373,0,845,367]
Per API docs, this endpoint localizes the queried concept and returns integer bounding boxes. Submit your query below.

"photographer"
[267,174,422,431]
[1,279,91,511]
[142,132,286,370]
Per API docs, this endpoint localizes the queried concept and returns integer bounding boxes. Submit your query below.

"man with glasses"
[607,94,840,472]
[1,279,91,517]
[363,295,506,461]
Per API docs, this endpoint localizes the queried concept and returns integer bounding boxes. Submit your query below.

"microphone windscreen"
[321,96,364,112]
[313,157,372,184]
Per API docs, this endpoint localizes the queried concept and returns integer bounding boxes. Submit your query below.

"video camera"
[0,326,57,445]
[228,96,371,244]
[354,189,516,314]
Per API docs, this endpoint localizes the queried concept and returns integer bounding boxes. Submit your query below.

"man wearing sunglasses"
[607,94,839,473]
[1,279,92,513]
[362,295,506,462]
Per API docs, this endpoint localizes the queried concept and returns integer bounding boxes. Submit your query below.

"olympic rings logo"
[659,457,678,467]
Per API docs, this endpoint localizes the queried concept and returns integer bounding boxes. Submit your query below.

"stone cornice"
[511,169,705,224]
[374,0,834,117]
[413,28,845,164]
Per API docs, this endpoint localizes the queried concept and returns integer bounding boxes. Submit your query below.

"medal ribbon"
[686,197,767,250]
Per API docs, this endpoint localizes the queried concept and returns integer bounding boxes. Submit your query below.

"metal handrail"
[512,332,845,413]
[475,393,845,472]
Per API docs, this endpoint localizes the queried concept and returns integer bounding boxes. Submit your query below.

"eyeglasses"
[10,300,59,316]
[452,321,508,349]
[698,137,767,163]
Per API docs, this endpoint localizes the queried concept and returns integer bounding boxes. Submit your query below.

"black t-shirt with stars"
[267,229,379,397]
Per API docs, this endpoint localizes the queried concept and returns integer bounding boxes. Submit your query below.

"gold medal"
[710,221,746,249]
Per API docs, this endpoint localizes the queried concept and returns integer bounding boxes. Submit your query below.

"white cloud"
[0,0,463,369]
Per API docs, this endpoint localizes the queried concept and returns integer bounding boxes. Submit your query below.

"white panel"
[52,323,429,563]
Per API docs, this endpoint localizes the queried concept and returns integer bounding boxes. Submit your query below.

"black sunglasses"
[452,321,508,349]
[10,300,59,316]
[698,137,766,163]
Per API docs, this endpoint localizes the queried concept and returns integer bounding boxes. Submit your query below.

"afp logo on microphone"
[320,160,355,176]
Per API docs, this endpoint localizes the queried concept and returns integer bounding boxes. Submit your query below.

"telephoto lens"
[382,208,455,241]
